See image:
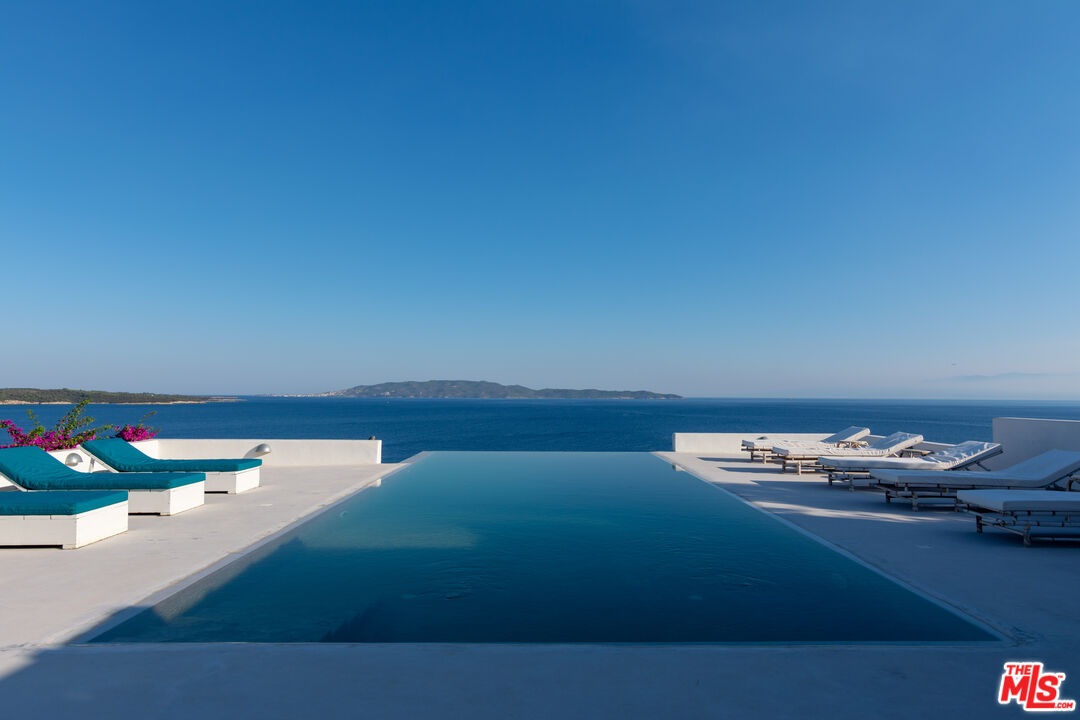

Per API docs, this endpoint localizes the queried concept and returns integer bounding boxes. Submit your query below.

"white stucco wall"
[45,447,98,473]
[153,438,381,466]
[672,433,832,454]
[990,417,1080,470]
[43,438,381,473]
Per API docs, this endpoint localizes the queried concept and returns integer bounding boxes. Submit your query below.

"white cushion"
[866,432,924,451]
[822,441,999,471]
[958,489,1080,512]
[742,426,869,451]
[821,426,871,444]
[872,449,1080,488]
[778,432,922,458]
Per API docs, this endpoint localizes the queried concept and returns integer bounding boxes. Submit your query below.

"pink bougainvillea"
[115,424,159,442]
[0,400,106,451]
[114,410,159,442]
[0,402,160,451]
[0,419,87,451]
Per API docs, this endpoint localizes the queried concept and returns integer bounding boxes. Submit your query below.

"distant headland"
[0,388,240,405]
[304,380,682,400]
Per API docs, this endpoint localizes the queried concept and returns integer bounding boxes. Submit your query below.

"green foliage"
[331,380,681,399]
[1,400,115,451]
[0,388,213,404]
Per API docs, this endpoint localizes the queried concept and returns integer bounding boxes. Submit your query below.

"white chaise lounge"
[740,426,870,463]
[772,432,924,475]
[871,449,1080,510]
[820,441,1002,486]
[957,489,1080,546]
[82,438,261,494]
[0,490,129,548]
[0,446,205,516]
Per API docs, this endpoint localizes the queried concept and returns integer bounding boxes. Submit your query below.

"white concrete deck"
[0,464,401,670]
[0,450,1077,719]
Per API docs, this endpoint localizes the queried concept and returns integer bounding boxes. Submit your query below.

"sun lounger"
[0,446,205,515]
[0,489,128,548]
[957,489,1080,546]
[772,432,924,475]
[82,438,261,493]
[740,426,870,462]
[871,449,1080,510]
[821,441,1002,486]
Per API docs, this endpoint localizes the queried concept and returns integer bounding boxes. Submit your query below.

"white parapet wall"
[45,446,99,474]
[44,438,382,472]
[153,439,382,467]
[991,417,1080,470]
[672,433,832,455]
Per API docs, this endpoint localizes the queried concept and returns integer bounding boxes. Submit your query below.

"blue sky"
[2,1,1079,398]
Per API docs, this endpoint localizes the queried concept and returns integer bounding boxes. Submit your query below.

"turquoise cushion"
[83,439,262,473]
[0,490,128,515]
[0,446,204,490]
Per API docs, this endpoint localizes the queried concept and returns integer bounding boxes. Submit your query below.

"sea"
[6,397,1080,463]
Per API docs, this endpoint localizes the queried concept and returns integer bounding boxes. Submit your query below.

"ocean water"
[5,397,1080,463]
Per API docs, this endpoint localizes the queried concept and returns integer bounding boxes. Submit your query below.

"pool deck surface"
[0,464,400,670]
[1,451,1078,718]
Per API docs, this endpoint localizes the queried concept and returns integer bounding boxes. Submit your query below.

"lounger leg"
[911,492,919,511]
[975,515,983,534]
[1023,526,1031,547]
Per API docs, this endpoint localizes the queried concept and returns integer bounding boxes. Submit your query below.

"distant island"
[0,388,239,405]
[312,380,681,400]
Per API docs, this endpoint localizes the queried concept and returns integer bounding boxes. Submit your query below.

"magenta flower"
[0,401,158,451]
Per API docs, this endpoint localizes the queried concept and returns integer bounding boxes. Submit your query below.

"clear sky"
[2,1,1079,398]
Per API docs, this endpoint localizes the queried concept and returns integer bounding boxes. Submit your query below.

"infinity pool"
[90,452,994,643]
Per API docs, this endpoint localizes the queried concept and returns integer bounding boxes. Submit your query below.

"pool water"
[90,452,994,643]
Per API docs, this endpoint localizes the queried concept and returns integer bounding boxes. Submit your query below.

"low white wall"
[47,440,161,474]
[46,447,98,473]
[153,438,382,467]
[672,433,831,454]
[991,417,1080,470]
[22,439,380,481]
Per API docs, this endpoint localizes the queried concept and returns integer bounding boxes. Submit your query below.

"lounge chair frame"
[204,467,260,494]
[741,428,870,464]
[0,471,204,517]
[881,475,1080,511]
[972,508,1080,546]
[779,443,920,476]
[0,500,129,548]
[126,484,205,515]
[824,446,1002,487]
[83,449,260,494]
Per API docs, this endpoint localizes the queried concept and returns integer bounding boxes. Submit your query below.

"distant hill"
[0,388,236,404]
[324,380,681,400]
